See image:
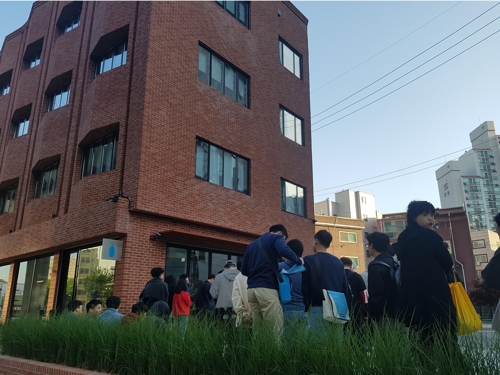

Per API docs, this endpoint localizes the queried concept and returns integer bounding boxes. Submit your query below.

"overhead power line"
[311,28,500,133]
[312,13,500,127]
[310,1,463,94]
[312,2,500,120]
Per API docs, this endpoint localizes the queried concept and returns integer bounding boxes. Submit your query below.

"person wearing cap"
[210,260,240,320]
[194,273,216,319]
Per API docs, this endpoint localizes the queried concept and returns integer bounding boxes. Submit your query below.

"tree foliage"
[83,268,114,303]
[468,277,500,307]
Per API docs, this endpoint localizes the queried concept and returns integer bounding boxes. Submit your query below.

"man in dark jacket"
[366,232,398,322]
[194,274,216,318]
[302,230,350,342]
[241,224,303,337]
[139,267,170,309]
[340,257,368,329]
[394,200,456,343]
[165,275,177,310]
[482,212,500,290]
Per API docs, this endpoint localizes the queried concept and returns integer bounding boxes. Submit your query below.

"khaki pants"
[247,287,283,336]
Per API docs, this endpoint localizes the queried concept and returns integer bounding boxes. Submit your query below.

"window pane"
[279,41,283,64]
[297,185,304,216]
[41,170,49,197]
[91,143,103,175]
[195,139,209,180]
[103,56,112,73]
[0,264,11,319]
[237,73,248,107]
[101,140,114,172]
[212,253,228,275]
[211,55,223,92]
[283,45,294,73]
[209,145,223,185]
[189,250,209,291]
[224,64,236,100]
[294,54,301,78]
[166,247,188,280]
[238,2,248,25]
[237,157,248,193]
[285,181,297,214]
[225,1,236,15]
[223,151,236,189]
[283,110,295,141]
[198,46,210,84]
[61,89,69,107]
[295,118,303,145]
[279,108,284,135]
[48,168,57,196]
[112,43,124,69]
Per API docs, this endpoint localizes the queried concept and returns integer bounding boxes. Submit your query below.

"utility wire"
[314,135,500,194]
[312,2,500,120]
[311,28,500,133]
[310,1,463,94]
[314,163,444,196]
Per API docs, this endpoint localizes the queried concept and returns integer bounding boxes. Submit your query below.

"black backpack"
[370,258,402,306]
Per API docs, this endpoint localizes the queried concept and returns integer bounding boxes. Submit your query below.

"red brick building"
[378,207,476,291]
[0,1,314,320]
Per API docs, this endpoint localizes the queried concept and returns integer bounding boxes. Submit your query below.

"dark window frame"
[0,183,17,215]
[81,131,119,178]
[34,162,59,199]
[280,178,305,217]
[94,39,128,76]
[13,116,30,138]
[0,70,12,96]
[61,9,81,34]
[198,44,249,108]
[279,105,304,146]
[279,38,302,79]
[48,82,71,111]
[195,138,249,194]
[215,1,249,28]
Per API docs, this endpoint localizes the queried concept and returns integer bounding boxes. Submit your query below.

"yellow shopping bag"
[449,281,482,335]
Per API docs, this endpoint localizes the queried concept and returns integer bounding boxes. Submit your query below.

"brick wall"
[0,355,110,375]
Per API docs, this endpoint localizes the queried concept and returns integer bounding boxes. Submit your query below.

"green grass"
[0,315,498,375]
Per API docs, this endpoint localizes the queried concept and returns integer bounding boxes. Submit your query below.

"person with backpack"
[394,200,457,344]
[366,232,399,323]
[340,257,368,330]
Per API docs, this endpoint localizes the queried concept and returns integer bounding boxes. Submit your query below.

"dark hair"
[339,257,352,267]
[366,232,390,253]
[106,296,121,309]
[314,230,332,248]
[67,300,82,312]
[208,274,216,279]
[132,301,148,314]
[150,301,170,318]
[176,279,188,294]
[407,200,435,225]
[495,212,500,227]
[269,224,288,240]
[179,274,188,280]
[287,239,304,257]
[151,267,165,278]
[86,299,102,313]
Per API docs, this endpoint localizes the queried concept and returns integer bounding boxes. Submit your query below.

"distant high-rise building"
[436,121,500,231]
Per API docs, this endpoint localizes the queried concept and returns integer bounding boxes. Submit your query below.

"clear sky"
[1,1,499,215]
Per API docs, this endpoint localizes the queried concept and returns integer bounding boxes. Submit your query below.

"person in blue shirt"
[241,224,303,337]
[97,296,124,325]
[278,239,308,340]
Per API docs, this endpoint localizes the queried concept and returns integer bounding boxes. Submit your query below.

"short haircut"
[176,279,188,293]
[287,239,304,257]
[208,273,216,279]
[339,257,352,267]
[314,230,332,248]
[407,200,435,225]
[366,232,390,253]
[151,267,165,278]
[132,301,148,314]
[495,212,500,227]
[67,300,82,312]
[86,299,102,313]
[269,224,288,240]
[106,296,121,309]
[179,274,188,280]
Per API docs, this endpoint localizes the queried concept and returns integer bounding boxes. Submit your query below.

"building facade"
[314,215,367,272]
[378,207,476,291]
[0,1,315,320]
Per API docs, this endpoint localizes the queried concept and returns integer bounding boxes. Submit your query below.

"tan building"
[315,215,366,272]
[470,230,499,278]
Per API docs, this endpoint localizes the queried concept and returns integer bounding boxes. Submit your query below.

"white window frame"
[339,231,357,243]
[475,254,488,263]
[472,240,485,249]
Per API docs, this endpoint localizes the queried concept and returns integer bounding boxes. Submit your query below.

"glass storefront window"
[165,247,188,280]
[212,253,228,275]
[13,255,53,318]
[189,250,208,290]
[0,264,11,319]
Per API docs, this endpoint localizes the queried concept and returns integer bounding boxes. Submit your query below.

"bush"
[1,315,499,375]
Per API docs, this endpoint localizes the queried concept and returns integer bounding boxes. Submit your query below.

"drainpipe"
[449,212,467,290]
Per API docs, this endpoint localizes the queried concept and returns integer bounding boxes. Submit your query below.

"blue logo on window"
[109,243,115,258]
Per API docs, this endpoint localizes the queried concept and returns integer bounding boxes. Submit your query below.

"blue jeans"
[308,306,343,342]
[178,316,189,339]
[282,304,308,340]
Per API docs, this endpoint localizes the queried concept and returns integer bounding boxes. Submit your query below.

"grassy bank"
[1,316,498,375]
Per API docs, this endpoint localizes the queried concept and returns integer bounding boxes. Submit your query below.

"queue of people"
[63,200,499,346]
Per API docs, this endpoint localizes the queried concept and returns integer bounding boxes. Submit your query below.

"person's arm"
[210,277,219,299]
[241,250,249,276]
[430,231,453,272]
[232,277,246,316]
[302,261,311,310]
[184,291,192,308]
[483,249,500,290]
[274,236,302,265]
[354,273,368,305]
[367,265,385,319]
